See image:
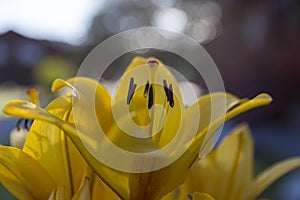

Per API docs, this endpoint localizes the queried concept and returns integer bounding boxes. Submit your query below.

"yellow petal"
[173,94,271,200]
[225,93,272,121]
[22,95,74,199]
[175,93,256,171]
[123,56,152,73]
[191,94,272,162]
[160,189,181,200]
[184,92,242,158]
[90,174,120,200]
[72,177,90,200]
[48,186,65,200]
[52,77,113,134]
[0,146,56,200]
[3,99,187,200]
[3,100,129,199]
[5,95,114,199]
[185,93,241,136]
[52,78,117,194]
[213,125,253,200]
[192,193,216,200]
[127,163,190,200]
[68,135,95,196]
[188,125,254,200]
[27,88,40,106]
[245,157,300,200]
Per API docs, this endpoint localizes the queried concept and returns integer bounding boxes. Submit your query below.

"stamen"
[16,118,33,131]
[148,85,154,109]
[163,79,170,102]
[127,77,137,105]
[187,193,193,200]
[163,80,174,107]
[168,84,174,107]
[16,119,23,131]
[144,81,149,97]
[24,119,33,131]
[147,59,159,67]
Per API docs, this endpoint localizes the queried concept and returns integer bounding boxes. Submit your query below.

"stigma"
[147,59,159,67]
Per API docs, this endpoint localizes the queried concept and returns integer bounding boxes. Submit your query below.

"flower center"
[126,77,174,109]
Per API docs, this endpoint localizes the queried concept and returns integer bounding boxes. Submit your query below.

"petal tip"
[255,93,272,103]
[27,88,40,106]
[51,79,67,92]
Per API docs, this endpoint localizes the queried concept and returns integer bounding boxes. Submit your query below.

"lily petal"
[27,88,40,106]
[192,193,216,200]
[5,93,95,198]
[3,100,129,199]
[213,125,253,200]
[167,94,272,200]
[198,93,272,158]
[3,99,188,200]
[177,93,271,172]
[56,77,159,153]
[0,146,56,200]
[184,92,242,158]
[185,125,254,200]
[53,78,124,195]
[48,186,65,200]
[72,177,90,200]
[246,157,300,200]
[52,77,113,134]
[22,94,74,199]
[90,174,120,200]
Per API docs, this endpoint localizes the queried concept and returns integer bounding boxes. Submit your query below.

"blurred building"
[0,31,83,85]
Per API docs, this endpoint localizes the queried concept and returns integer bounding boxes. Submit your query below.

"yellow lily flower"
[0,89,118,200]
[180,124,300,200]
[2,57,272,200]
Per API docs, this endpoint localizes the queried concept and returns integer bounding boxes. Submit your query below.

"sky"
[0,0,106,45]
[0,0,222,45]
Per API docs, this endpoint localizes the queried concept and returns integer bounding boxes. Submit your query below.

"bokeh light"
[152,8,188,32]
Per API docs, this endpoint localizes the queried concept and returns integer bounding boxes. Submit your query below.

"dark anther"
[148,85,154,109]
[16,118,33,131]
[127,77,137,105]
[16,119,23,131]
[163,79,170,102]
[168,84,174,107]
[187,193,193,200]
[24,119,31,131]
[163,80,174,107]
[144,81,149,97]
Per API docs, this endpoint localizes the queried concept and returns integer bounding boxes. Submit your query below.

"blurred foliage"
[33,55,76,88]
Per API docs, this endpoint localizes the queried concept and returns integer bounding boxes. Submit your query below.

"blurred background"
[0,0,300,199]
